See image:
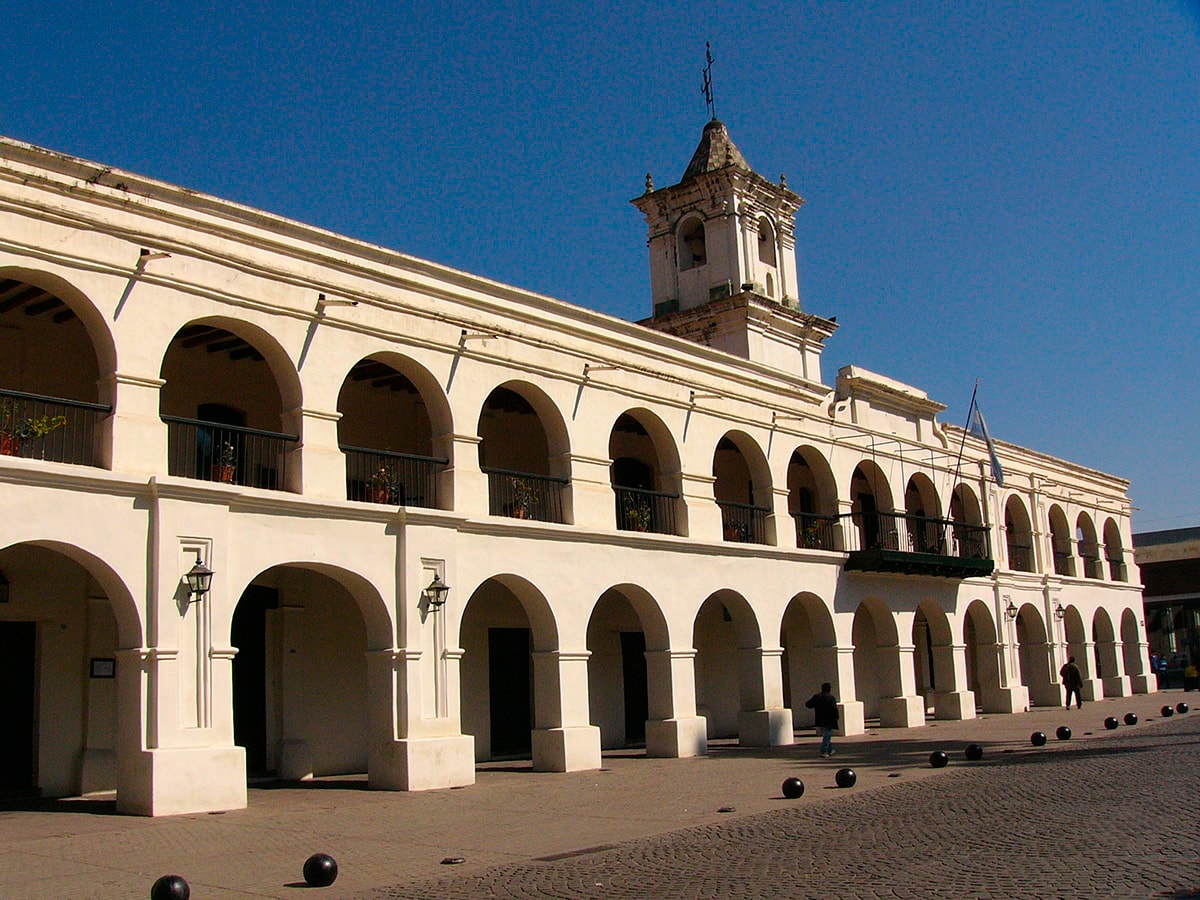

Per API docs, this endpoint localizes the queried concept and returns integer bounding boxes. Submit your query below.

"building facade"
[0,122,1150,816]
[1134,527,1200,683]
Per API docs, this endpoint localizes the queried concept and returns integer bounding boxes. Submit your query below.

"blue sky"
[4,1,1198,531]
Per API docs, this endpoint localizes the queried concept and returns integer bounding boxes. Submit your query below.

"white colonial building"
[0,120,1150,816]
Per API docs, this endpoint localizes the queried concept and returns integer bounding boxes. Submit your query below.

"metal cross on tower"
[702,42,716,120]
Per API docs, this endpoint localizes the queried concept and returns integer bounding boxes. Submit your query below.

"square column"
[99,373,166,475]
[561,453,616,529]
[878,643,926,728]
[932,643,977,720]
[736,647,793,747]
[644,649,708,757]
[531,650,601,772]
[833,647,865,736]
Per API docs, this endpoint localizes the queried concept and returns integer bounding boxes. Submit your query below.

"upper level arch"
[608,409,684,536]
[0,270,115,468]
[1103,517,1128,582]
[159,317,302,491]
[1075,512,1102,579]
[1048,504,1074,576]
[786,445,838,550]
[849,461,896,551]
[757,216,777,269]
[1003,495,1035,572]
[337,354,452,509]
[903,473,942,554]
[477,381,570,523]
[713,430,773,545]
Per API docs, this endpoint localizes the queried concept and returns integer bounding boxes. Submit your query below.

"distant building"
[0,120,1149,816]
[1134,527,1200,677]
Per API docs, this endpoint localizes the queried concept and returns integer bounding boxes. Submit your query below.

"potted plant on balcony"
[370,465,399,504]
[0,400,68,457]
[623,495,653,532]
[212,441,237,483]
[508,476,539,519]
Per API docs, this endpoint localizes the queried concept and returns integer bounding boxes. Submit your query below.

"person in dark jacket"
[1060,656,1083,709]
[805,682,840,758]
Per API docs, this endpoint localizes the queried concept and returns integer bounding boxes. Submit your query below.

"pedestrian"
[805,682,839,758]
[1060,656,1083,709]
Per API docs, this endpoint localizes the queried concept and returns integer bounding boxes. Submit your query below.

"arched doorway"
[780,593,838,724]
[608,410,683,535]
[478,385,569,523]
[0,542,137,800]
[1015,604,1056,706]
[713,433,772,545]
[964,599,1002,712]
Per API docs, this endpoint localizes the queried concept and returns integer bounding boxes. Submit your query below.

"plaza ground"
[1,689,1196,898]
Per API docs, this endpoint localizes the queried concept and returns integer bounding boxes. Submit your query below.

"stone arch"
[781,591,838,725]
[608,408,684,535]
[1061,604,1094,685]
[586,583,670,749]
[757,216,777,269]
[226,562,391,780]
[0,540,140,802]
[159,316,303,491]
[478,381,571,523]
[1121,607,1145,679]
[904,473,943,554]
[1076,512,1102,579]
[963,598,1002,712]
[950,484,988,560]
[851,597,904,722]
[713,430,773,544]
[1103,518,1128,581]
[850,461,897,551]
[1092,607,1124,695]
[912,598,956,714]
[1015,603,1056,706]
[1004,495,1035,572]
[693,589,764,740]
[1048,504,1074,576]
[787,445,839,550]
[337,353,454,509]
[459,574,560,762]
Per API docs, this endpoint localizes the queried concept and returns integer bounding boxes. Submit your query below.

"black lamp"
[424,574,450,610]
[185,559,213,602]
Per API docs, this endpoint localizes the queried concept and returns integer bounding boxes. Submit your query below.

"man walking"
[805,682,839,758]
[1060,656,1084,709]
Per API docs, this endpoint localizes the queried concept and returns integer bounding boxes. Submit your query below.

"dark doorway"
[613,457,653,490]
[488,627,532,757]
[232,585,278,777]
[620,631,648,745]
[859,493,879,549]
[0,621,37,794]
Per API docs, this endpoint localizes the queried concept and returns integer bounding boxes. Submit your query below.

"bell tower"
[632,118,837,384]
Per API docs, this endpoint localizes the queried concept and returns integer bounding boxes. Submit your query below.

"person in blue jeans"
[805,682,840,758]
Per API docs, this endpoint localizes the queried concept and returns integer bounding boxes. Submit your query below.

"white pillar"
[531,650,602,772]
[736,646,793,747]
[644,649,709,757]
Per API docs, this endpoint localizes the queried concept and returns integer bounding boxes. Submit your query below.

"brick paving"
[1,691,1197,898]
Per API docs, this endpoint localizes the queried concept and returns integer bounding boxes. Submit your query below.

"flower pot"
[0,434,19,456]
[212,464,236,484]
[372,485,392,504]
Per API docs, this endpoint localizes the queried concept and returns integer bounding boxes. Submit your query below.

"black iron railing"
[792,512,839,550]
[484,468,567,523]
[841,510,992,560]
[165,416,297,490]
[718,500,769,544]
[614,485,678,535]
[343,446,447,508]
[0,388,110,467]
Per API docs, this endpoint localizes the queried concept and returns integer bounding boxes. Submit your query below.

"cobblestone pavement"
[385,714,1200,900]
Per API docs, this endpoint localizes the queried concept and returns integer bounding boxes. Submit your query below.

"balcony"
[343,446,446,508]
[718,501,769,544]
[615,486,678,535]
[165,417,297,490]
[1,389,110,467]
[484,468,567,523]
[843,511,994,578]
[793,512,839,551]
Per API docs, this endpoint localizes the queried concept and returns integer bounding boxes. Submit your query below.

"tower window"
[758,217,777,267]
[678,218,707,270]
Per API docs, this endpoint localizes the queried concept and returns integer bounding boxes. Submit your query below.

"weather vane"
[702,42,716,120]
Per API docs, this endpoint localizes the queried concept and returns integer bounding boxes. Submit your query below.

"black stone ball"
[964,743,984,761]
[1177,702,1189,714]
[1104,716,1119,730]
[1161,705,1175,718]
[835,767,857,788]
[303,853,339,888]
[150,875,190,900]
[1056,725,1072,740]
[1031,731,1047,746]
[1124,712,1138,726]
[929,750,949,768]
[781,776,805,799]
